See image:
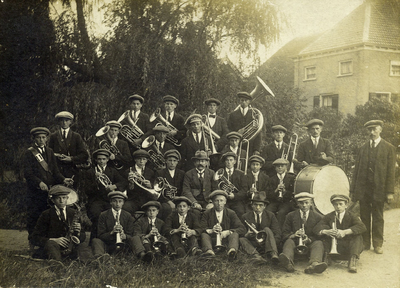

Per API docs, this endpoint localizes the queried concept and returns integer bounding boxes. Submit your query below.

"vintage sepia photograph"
[0,0,399,287]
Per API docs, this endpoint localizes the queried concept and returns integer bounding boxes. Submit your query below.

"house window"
[339,60,353,76]
[313,94,338,110]
[390,60,400,76]
[369,92,391,101]
[313,96,320,107]
[304,66,316,80]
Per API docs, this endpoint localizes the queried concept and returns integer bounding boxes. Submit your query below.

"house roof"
[299,1,400,55]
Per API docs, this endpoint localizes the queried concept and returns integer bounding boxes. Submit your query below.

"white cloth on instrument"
[178,214,187,225]
[208,113,216,127]
[168,169,175,178]
[311,136,320,149]
[370,137,381,148]
[240,107,248,116]
[215,210,223,223]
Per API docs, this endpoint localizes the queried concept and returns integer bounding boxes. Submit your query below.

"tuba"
[149,109,181,146]
[95,166,113,187]
[141,135,166,169]
[154,177,177,201]
[118,111,144,148]
[98,140,124,170]
[128,168,161,200]
[244,220,267,245]
[295,224,309,255]
[213,168,238,195]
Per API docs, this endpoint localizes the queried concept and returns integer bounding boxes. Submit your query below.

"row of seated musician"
[31,186,365,274]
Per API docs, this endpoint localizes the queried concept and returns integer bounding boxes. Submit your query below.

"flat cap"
[108,190,128,200]
[305,119,324,128]
[249,155,265,165]
[141,201,161,210]
[226,131,242,140]
[153,125,169,133]
[30,127,50,136]
[163,95,179,105]
[221,151,237,161]
[172,196,192,206]
[272,158,289,165]
[209,190,229,200]
[364,120,383,128]
[204,98,221,106]
[164,149,181,161]
[132,149,150,159]
[106,120,122,129]
[92,149,111,158]
[272,125,287,133]
[128,94,144,103]
[237,92,252,100]
[330,194,350,203]
[49,185,73,197]
[55,111,74,120]
[191,150,209,161]
[251,191,269,204]
[294,192,315,201]
[185,114,203,125]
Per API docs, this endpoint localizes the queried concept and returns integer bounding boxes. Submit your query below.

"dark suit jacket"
[163,211,202,236]
[31,206,86,247]
[48,129,89,177]
[155,168,186,196]
[97,209,135,244]
[261,141,289,177]
[180,133,213,171]
[313,210,366,236]
[351,139,396,202]
[296,137,334,165]
[182,168,217,203]
[227,108,262,154]
[96,136,133,169]
[23,146,65,192]
[266,173,295,202]
[209,115,229,150]
[219,145,247,169]
[120,110,152,138]
[282,209,323,242]
[200,207,246,236]
[124,166,159,205]
[133,216,165,236]
[219,169,248,204]
[150,111,187,143]
[245,170,269,193]
[242,210,281,243]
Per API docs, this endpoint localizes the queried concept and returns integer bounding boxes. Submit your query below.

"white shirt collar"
[112,208,120,219]
[230,146,238,153]
[97,164,106,172]
[192,132,202,141]
[277,172,286,180]
[371,137,382,147]
[253,211,263,219]
[61,127,70,135]
[336,211,345,223]
[240,107,248,116]
[135,164,145,175]
[168,169,175,178]
[148,217,156,225]
[274,140,283,148]
[300,210,309,220]
[178,213,187,224]
[156,140,164,149]
[166,111,174,119]
[55,205,67,221]
[215,210,224,222]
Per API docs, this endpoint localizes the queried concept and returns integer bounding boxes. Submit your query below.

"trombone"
[281,133,298,174]
[237,139,249,174]
[202,115,220,157]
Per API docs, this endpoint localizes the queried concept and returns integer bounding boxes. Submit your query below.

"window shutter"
[314,96,320,108]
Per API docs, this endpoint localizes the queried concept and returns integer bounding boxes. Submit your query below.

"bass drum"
[294,165,349,215]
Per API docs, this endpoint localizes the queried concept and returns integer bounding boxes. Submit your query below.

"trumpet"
[154,177,177,201]
[141,135,166,169]
[99,140,124,170]
[128,168,161,200]
[329,219,339,255]
[244,220,267,245]
[149,109,181,146]
[95,166,113,187]
[295,224,309,255]
[150,224,164,252]
[281,133,298,174]
[118,111,144,148]
[213,168,238,195]
[115,212,124,249]
[62,203,82,256]
[237,138,249,174]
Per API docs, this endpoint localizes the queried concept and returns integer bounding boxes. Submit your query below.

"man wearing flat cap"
[204,98,229,151]
[227,92,262,156]
[180,114,213,171]
[31,185,86,261]
[314,194,366,273]
[220,131,247,170]
[246,155,269,200]
[148,125,175,156]
[350,120,396,254]
[96,120,132,172]
[48,111,89,187]
[24,127,74,240]
[295,119,334,168]
[261,125,291,177]
[280,192,327,274]
[200,190,246,259]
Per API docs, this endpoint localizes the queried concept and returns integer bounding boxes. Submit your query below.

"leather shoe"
[191,247,203,256]
[304,262,327,274]
[227,248,237,261]
[270,251,279,265]
[176,247,186,259]
[142,251,154,263]
[201,249,215,258]
[348,255,357,273]
[279,253,294,273]
[374,247,383,254]
[251,254,267,266]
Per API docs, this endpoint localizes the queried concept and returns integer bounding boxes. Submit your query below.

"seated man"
[31,185,85,261]
[91,190,135,258]
[131,201,169,262]
[314,194,366,273]
[164,196,203,258]
[246,155,269,200]
[266,158,295,228]
[200,190,246,260]
[240,192,280,265]
[279,192,327,274]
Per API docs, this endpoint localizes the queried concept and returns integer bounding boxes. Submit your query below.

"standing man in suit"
[24,127,73,240]
[200,190,246,259]
[31,185,85,261]
[295,119,334,168]
[204,98,229,151]
[240,192,280,265]
[279,192,327,274]
[180,114,212,171]
[49,111,89,187]
[227,92,262,156]
[350,120,396,254]
[314,194,366,273]
[261,125,290,177]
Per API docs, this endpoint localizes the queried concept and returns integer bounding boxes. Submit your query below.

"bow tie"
[209,115,216,118]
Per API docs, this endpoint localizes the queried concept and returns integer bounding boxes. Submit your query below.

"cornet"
[95,166,113,188]
[329,220,339,255]
[117,111,144,148]
[149,109,181,146]
[213,168,238,195]
[295,224,309,255]
[244,220,267,245]
[128,168,161,200]
[141,135,166,169]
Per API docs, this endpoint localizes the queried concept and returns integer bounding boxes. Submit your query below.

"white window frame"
[304,66,316,81]
[313,94,339,110]
[390,60,400,76]
[338,60,353,77]
[369,92,391,102]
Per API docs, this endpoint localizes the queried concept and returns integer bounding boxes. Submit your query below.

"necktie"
[302,211,307,224]
[133,111,137,122]
[277,143,281,150]
[60,208,66,222]
[63,130,67,140]
[168,113,172,123]
[371,140,375,148]
[228,169,232,181]
[209,114,216,118]
[195,133,199,144]
[199,172,204,192]
[256,213,261,230]
[336,213,341,224]
[313,138,318,149]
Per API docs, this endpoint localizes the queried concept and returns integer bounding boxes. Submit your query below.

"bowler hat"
[108,190,128,200]
[163,95,179,105]
[55,111,74,120]
[30,127,50,136]
[128,94,144,103]
[209,190,229,200]
[191,150,209,161]
[141,201,161,210]
[251,191,269,204]
[364,120,383,128]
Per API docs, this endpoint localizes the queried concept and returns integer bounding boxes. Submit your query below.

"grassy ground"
[0,250,275,287]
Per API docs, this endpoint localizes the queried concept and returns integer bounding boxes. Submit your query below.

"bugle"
[128,168,161,200]
[295,224,309,255]
[99,140,124,170]
[213,168,238,195]
[141,135,166,169]
[149,109,181,146]
[244,220,267,245]
[95,166,113,188]
[329,220,339,255]
[281,133,298,174]
[237,138,249,174]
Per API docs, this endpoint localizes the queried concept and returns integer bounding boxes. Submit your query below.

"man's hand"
[238,128,245,135]
[143,180,152,188]
[321,229,337,238]
[227,192,235,200]
[168,130,177,136]
[50,237,70,248]
[193,203,202,210]
[60,155,72,162]
[212,223,222,234]
[109,153,116,161]
[72,222,81,233]
[63,178,74,186]
[112,223,123,234]
[120,232,127,240]
[320,152,327,160]
[294,228,305,238]
[301,161,309,167]
[39,182,49,191]
[220,230,231,239]
[387,194,394,204]
[336,229,347,239]
[186,229,196,237]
